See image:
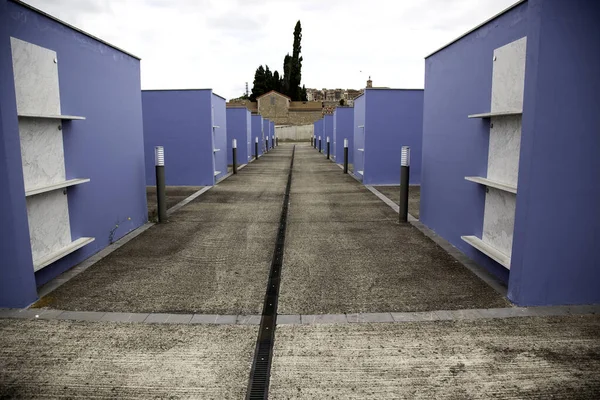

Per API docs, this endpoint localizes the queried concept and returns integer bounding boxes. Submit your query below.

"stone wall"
[257,92,289,122]
[287,110,323,125]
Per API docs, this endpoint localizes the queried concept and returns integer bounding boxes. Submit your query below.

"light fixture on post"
[154,146,167,223]
[399,146,410,223]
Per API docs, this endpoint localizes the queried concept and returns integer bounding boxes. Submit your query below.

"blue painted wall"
[353,95,366,177]
[211,93,227,180]
[333,107,354,164]
[251,114,263,157]
[262,119,270,151]
[143,90,213,186]
[269,120,275,146]
[508,0,600,306]
[324,114,333,155]
[2,0,147,293]
[0,0,38,306]
[363,89,423,185]
[226,107,251,165]
[420,2,529,285]
[313,119,323,147]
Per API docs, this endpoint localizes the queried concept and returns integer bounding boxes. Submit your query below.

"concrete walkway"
[3,143,599,398]
[33,146,293,315]
[278,145,508,314]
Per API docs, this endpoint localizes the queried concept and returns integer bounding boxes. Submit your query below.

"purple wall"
[313,119,323,146]
[262,119,270,151]
[353,95,366,176]
[226,107,251,165]
[211,93,227,180]
[2,0,147,293]
[251,114,263,157]
[142,89,217,186]
[0,0,38,306]
[420,2,529,285]
[508,0,600,306]
[363,89,423,185]
[333,107,354,164]
[269,120,275,145]
[324,115,333,155]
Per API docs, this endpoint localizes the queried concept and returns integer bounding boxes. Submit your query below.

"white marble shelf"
[214,171,221,176]
[461,235,511,269]
[465,176,517,194]
[357,148,365,152]
[34,237,95,271]
[357,170,364,176]
[213,149,220,152]
[213,125,220,129]
[18,113,86,120]
[25,178,90,197]
[468,110,522,119]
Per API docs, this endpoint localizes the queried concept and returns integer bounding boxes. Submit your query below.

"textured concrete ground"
[0,319,257,399]
[373,185,421,218]
[35,147,293,314]
[146,185,203,220]
[279,145,508,314]
[270,315,600,399]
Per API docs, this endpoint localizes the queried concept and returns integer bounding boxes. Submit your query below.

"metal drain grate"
[246,146,295,400]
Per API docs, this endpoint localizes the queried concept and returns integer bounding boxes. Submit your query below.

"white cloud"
[24,0,519,99]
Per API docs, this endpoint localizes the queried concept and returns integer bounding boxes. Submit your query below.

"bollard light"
[326,136,330,143]
[399,145,411,223]
[154,146,166,223]
[255,137,258,143]
[344,139,348,148]
[401,146,410,167]
[155,146,165,166]
[232,139,237,148]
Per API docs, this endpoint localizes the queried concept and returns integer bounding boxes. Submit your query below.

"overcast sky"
[25,0,518,99]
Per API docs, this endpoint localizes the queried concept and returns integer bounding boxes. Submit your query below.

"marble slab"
[491,37,527,113]
[487,115,521,187]
[482,188,516,257]
[19,118,66,190]
[26,190,72,264]
[10,37,61,116]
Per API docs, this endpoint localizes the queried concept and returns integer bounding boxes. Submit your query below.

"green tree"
[273,70,281,93]
[250,65,267,101]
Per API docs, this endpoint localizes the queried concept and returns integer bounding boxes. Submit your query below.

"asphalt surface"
[0,319,257,399]
[35,147,293,314]
[270,315,600,399]
[373,185,421,219]
[146,185,203,219]
[278,145,508,314]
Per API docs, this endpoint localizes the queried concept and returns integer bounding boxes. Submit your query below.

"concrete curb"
[0,308,262,325]
[3,305,597,326]
[277,305,600,325]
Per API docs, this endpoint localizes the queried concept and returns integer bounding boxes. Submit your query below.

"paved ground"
[146,186,203,220]
[373,185,421,219]
[270,315,600,399]
[278,145,508,314]
[0,319,256,399]
[34,147,292,314]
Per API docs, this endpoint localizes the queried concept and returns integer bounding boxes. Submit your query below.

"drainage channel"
[246,145,295,400]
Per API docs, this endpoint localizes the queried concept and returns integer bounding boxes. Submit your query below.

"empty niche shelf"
[465,176,517,194]
[34,237,95,271]
[214,171,221,176]
[357,170,364,175]
[213,148,221,152]
[461,235,511,269]
[25,178,90,197]
[357,148,365,152]
[18,113,86,120]
[468,111,522,119]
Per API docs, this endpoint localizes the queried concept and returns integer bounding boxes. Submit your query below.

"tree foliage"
[249,20,307,102]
